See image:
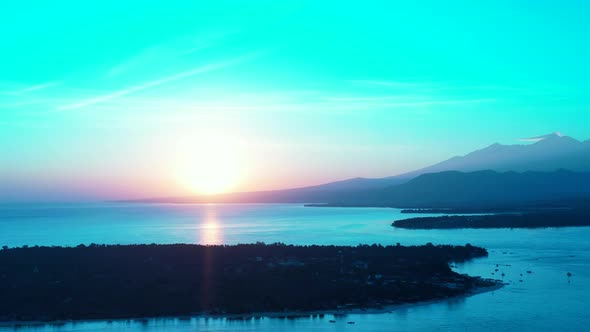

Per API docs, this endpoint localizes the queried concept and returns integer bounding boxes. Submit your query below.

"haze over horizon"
[2,1,590,201]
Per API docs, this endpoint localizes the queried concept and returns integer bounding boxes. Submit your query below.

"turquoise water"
[1,203,588,331]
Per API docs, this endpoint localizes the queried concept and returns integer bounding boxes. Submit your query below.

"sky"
[1,1,590,201]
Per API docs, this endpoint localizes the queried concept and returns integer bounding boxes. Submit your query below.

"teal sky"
[2,1,590,201]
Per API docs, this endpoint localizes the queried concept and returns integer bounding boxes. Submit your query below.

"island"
[393,210,590,229]
[399,208,552,214]
[0,243,498,323]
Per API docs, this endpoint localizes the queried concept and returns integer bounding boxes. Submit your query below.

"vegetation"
[0,243,495,322]
[393,210,590,229]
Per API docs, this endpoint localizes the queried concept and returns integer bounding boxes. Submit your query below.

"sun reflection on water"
[200,205,223,245]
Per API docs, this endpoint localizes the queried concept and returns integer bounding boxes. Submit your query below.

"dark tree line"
[393,210,590,229]
[0,243,492,322]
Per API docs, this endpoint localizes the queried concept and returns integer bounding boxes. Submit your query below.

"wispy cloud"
[105,30,240,78]
[347,79,556,107]
[181,30,240,56]
[0,81,61,96]
[378,98,495,107]
[12,82,60,94]
[59,51,265,111]
[348,80,424,88]
[98,93,495,119]
[519,132,563,142]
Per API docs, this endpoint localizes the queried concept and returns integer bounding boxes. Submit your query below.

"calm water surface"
[0,203,588,331]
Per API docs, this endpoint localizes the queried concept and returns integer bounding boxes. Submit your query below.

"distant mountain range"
[402,132,590,176]
[135,133,590,207]
[347,169,590,208]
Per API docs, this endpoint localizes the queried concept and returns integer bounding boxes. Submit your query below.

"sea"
[0,202,588,331]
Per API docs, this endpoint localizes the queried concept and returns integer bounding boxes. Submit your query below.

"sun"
[175,137,246,195]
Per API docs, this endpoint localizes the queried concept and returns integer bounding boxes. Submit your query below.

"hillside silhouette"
[132,133,590,206]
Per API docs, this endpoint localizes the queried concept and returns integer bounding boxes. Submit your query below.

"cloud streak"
[105,30,240,78]
[59,51,265,111]
[519,132,563,142]
[13,82,60,94]
[20,82,59,93]
[348,80,424,88]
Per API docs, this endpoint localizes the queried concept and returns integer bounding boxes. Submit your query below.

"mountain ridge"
[367,169,590,208]
[132,133,590,204]
[398,133,589,178]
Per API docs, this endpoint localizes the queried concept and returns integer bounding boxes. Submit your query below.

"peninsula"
[393,210,590,229]
[0,243,497,323]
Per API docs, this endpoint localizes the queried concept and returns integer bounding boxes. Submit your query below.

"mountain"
[400,133,590,177]
[274,132,590,201]
[341,170,590,208]
[139,169,590,207]
[134,133,590,204]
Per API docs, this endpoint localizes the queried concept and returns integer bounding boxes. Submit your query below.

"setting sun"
[175,136,246,195]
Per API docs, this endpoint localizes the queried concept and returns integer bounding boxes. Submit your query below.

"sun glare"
[175,136,246,195]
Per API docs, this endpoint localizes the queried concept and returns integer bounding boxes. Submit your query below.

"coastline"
[0,280,503,327]
[393,211,590,229]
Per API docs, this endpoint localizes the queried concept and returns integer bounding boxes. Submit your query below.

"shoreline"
[1,243,489,323]
[0,280,503,327]
[393,211,590,229]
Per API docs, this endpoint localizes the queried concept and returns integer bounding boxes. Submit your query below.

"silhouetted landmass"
[399,198,590,214]
[400,206,575,214]
[306,170,590,208]
[126,177,407,204]
[399,133,590,177]
[129,133,590,205]
[0,243,496,322]
[393,210,590,229]
[401,208,526,214]
[304,203,394,208]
